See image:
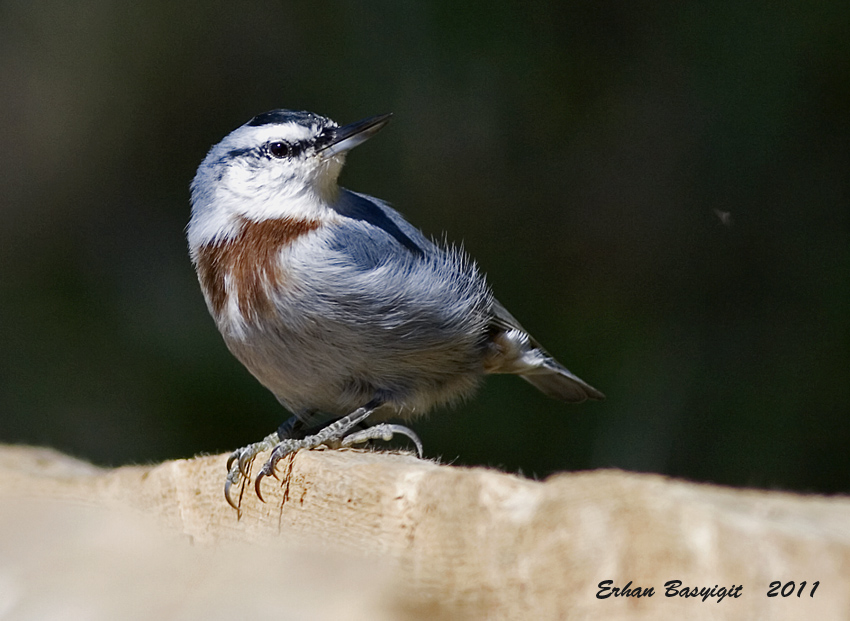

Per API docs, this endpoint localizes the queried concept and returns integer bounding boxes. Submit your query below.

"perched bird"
[188,109,604,508]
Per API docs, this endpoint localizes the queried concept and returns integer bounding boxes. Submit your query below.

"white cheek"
[226,164,280,198]
[226,160,337,221]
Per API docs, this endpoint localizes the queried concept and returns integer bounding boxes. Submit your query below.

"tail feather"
[487,300,604,404]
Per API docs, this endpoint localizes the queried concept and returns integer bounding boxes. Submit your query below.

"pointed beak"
[316,113,392,158]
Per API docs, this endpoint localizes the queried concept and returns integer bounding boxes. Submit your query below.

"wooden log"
[0,444,848,619]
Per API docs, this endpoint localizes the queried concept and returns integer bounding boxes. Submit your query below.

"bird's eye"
[268,141,291,158]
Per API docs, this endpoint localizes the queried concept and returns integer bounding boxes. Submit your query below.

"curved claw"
[253,443,297,502]
[238,451,255,478]
[224,465,243,511]
[224,476,239,510]
[384,424,424,458]
[226,452,238,472]
[254,469,268,503]
[266,452,282,481]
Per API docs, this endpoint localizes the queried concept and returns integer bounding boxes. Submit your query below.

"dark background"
[1,1,847,493]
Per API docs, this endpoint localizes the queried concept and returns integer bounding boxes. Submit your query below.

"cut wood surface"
[0,443,848,620]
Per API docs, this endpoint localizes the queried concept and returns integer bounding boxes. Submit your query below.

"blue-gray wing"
[327,190,434,266]
[287,188,491,344]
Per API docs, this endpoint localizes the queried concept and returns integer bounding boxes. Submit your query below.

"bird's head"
[189,109,391,246]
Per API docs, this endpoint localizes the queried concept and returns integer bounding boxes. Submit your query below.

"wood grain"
[1,444,848,619]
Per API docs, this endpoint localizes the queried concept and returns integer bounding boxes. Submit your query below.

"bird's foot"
[224,432,280,510]
[224,405,424,509]
[252,404,376,501]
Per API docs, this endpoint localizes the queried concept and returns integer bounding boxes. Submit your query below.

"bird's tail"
[486,300,604,403]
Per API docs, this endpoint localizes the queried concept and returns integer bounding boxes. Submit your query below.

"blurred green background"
[0,0,847,493]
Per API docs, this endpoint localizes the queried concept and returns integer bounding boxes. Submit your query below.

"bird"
[187,109,604,508]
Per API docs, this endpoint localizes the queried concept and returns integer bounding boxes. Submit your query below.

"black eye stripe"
[222,141,310,164]
[226,147,254,159]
